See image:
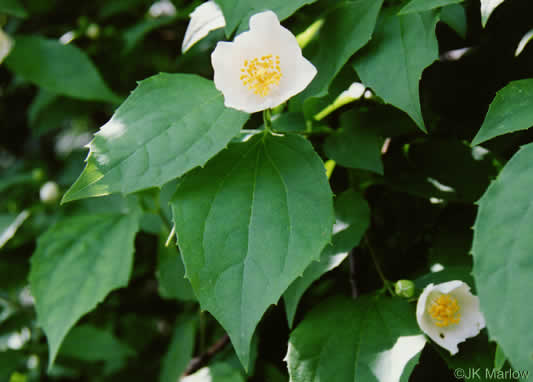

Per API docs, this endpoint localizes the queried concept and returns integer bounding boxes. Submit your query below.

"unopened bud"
[395,279,415,298]
[40,181,60,204]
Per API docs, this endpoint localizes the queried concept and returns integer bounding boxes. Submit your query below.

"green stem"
[365,235,395,296]
[263,109,273,134]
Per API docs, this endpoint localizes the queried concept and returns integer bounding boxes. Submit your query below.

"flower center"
[240,55,282,97]
[428,294,461,327]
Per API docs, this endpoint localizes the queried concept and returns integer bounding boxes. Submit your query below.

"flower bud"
[40,181,60,204]
[395,279,415,298]
[32,168,45,183]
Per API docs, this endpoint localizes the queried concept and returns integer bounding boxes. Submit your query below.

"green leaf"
[59,324,135,362]
[472,142,533,376]
[481,0,505,27]
[283,189,370,327]
[440,4,467,39]
[160,315,196,382]
[171,133,334,369]
[215,0,317,36]
[271,112,306,134]
[287,295,426,382]
[494,344,506,370]
[5,36,119,103]
[297,0,383,101]
[157,236,196,302]
[62,74,249,203]
[471,79,533,146]
[398,0,463,15]
[0,351,23,381]
[324,110,385,175]
[0,211,30,249]
[0,0,28,18]
[29,211,140,368]
[0,172,33,193]
[181,362,245,382]
[353,9,439,132]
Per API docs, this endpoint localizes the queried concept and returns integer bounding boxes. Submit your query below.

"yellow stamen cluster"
[240,55,282,97]
[428,294,461,327]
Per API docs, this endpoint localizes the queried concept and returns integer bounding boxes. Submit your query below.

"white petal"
[182,1,226,53]
[0,28,13,64]
[416,281,486,355]
[210,10,317,113]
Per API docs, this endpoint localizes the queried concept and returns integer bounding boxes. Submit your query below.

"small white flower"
[40,181,61,204]
[0,28,14,64]
[211,10,317,113]
[416,280,485,355]
[182,1,226,53]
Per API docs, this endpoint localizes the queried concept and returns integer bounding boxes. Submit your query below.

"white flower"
[211,10,317,113]
[416,280,485,355]
[40,181,61,204]
[0,28,14,64]
[182,1,226,53]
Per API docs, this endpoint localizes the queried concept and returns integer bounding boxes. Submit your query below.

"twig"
[365,235,395,296]
[348,249,358,299]
[183,334,230,376]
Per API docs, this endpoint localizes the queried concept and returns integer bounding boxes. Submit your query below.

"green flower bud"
[32,168,45,182]
[86,24,100,39]
[395,279,415,298]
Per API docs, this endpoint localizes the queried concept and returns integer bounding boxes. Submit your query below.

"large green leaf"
[283,190,370,327]
[171,133,334,368]
[62,74,249,203]
[353,9,439,132]
[323,110,385,175]
[471,79,533,146]
[297,0,383,101]
[5,36,119,102]
[481,0,505,27]
[160,315,196,382]
[29,211,140,368]
[59,324,135,362]
[399,0,463,15]
[215,0,317,36]
[472,142,533,376]
[287,295,426,382]
[0,0,28,18]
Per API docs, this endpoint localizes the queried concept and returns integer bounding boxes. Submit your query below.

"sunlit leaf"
[62,74,249,203]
